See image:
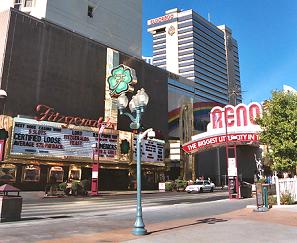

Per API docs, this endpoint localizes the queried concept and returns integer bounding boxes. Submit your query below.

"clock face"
[168,25,175,36]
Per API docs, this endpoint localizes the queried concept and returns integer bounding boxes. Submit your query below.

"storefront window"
[23,165,40,182]
[49,166,64,183]
[68,165,81,181]
[0,164,16,182]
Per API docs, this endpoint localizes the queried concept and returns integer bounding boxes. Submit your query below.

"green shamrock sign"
[107,65,137,97]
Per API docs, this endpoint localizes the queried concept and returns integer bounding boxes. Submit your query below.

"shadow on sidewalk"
[148,218,228,234]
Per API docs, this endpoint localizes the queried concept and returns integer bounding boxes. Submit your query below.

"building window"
[88,5,94,18]
[22,165,40,182]
[24,0,33,7]
[0,164,16,182]
[14,0,22,10]
[49,166,64,183]
[69,165,81,181]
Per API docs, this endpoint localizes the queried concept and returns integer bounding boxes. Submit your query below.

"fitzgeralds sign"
[182,102,263,154]
[35,104,114,129]
[107,65,137,97]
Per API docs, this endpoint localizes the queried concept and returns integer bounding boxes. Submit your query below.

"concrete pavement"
[26,205,297,243]
[11,191,297,242]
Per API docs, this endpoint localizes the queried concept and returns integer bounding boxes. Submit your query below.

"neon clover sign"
[107,65,137,97]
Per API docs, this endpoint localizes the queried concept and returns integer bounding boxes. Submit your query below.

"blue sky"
[142,0,297,103]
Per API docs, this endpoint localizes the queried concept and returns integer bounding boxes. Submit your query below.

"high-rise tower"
[147,8,242,104]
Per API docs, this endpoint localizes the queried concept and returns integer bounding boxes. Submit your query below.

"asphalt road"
[0,191,255,242]
[20,191,230,218]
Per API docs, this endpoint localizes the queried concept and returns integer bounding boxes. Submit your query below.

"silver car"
[185,180,215,193]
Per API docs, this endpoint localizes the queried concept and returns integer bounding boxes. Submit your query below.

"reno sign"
[210,103,261,129]
[182,103,263,154]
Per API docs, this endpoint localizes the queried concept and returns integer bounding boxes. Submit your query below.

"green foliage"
[280,192,295,205]
[58,182,67,191]
[71,180,81,195]
[257,178,266,183]
[268,195,277,207]
[80,179,90,196]
[80,179,90,191]
[257,91,297,172]
[165,182,173,191]
[174,179,187,191]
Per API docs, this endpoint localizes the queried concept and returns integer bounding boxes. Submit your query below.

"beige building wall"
[0,0,142,58]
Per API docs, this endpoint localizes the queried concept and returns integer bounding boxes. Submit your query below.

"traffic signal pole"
[91,118,110,196]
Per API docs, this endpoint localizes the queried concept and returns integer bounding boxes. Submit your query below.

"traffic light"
[120,139,130,154]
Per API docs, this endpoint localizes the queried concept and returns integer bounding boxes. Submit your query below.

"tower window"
[155,28,166,34]
[24,0,33,7]
[88,6,94,18]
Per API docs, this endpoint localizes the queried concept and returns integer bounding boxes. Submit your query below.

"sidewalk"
[33,205,297,243]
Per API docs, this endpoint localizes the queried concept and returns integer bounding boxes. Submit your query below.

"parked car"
[185,180,215,193]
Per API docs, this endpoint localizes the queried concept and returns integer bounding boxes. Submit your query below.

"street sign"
[228,158,237,176]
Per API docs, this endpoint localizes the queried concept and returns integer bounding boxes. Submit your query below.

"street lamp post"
[117,88,151,236]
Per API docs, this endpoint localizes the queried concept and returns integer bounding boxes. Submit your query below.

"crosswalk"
[21,192,228,219]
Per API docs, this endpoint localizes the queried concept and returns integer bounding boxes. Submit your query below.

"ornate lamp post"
[117,88,152,236]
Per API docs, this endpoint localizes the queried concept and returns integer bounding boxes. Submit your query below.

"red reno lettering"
[148,14,174,25]
[210,103,262,129]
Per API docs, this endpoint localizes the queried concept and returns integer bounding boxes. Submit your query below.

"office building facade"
[147,8,242,105]
[0,9,166,190]
[0,0,142,58]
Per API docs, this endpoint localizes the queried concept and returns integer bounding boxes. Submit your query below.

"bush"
[174,179,187,192]
[71,180,82,196]
[268,195,277,207]
[257,178,266,183]
[80,179,90,190]
[280,192,294,205]
[58,182,67,191]
[80,179,91,196]
[165,181,173,191]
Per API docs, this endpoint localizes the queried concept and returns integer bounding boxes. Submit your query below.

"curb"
[272,204,297,209]
[246,205,257,209]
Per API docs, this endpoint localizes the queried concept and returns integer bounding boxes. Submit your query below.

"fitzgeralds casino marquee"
[182,102,263,154]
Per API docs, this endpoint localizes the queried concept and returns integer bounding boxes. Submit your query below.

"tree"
[257,91,297,172]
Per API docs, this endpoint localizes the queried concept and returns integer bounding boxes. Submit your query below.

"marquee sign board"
[11,118,118,160]
[182,103,263,154]
[133,138,164,163]
[182,133,260,154]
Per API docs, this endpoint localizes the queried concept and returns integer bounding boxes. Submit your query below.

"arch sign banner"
[182,102,262,154]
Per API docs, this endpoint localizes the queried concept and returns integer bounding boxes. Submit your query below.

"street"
[1,191,296,243]
[0,191,253,242]
[20,190,229,218]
